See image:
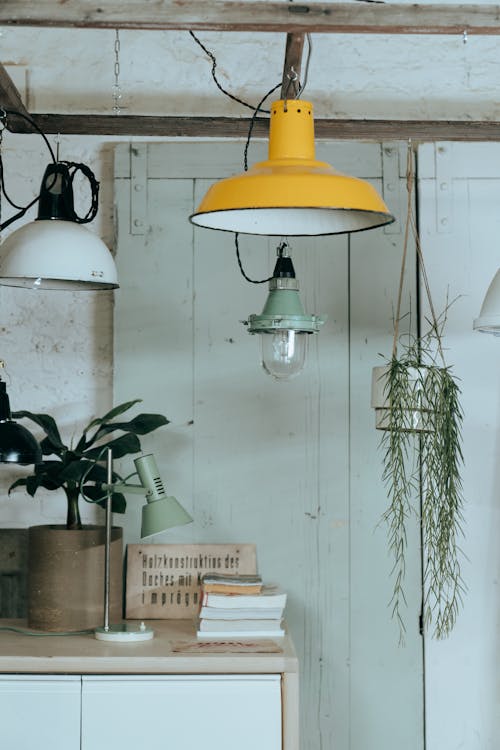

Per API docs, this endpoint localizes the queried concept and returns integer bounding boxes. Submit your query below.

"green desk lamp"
[94,449,192,642]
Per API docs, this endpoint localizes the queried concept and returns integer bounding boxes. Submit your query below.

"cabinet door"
[0,675,81,750]
[82,674,282,750]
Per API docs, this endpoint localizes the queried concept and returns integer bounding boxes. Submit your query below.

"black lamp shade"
[0,381,42,465]
[0,421,42,465]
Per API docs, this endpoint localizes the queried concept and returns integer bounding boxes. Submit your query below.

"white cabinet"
[82,675,282,750]
[0,673,282,750]
[0,675,81,750]
[0,621,298,750]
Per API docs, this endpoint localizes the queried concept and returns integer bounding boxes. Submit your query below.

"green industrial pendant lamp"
[245,244,324,380]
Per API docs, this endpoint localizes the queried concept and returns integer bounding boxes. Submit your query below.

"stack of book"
[197,574,287,639]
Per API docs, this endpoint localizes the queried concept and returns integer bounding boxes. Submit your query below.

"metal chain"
[112,30,122,115]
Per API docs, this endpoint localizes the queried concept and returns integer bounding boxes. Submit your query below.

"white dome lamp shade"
[0,163,118,290]
[474,268,500,335]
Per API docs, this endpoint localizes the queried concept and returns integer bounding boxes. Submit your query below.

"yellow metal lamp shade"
[190,100,394,236]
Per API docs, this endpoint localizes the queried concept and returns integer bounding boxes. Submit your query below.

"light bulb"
[261,330,307,381]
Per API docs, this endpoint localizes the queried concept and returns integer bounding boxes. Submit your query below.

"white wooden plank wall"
[418,143,500,750]
[113,141,423,750]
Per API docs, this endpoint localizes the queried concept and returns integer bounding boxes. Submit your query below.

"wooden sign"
[125,543,257,619]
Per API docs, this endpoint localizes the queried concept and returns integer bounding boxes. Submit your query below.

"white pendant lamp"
[474,268,500,335]
[0,163,118,290]
[190,99,394,236]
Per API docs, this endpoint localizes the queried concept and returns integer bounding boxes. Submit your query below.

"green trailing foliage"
[380,335,466,641]
[8,400,169,531]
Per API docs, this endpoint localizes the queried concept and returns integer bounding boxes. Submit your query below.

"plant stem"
[64,486,82,530]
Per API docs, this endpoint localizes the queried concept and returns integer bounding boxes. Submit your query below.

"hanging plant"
[371,145,466,641]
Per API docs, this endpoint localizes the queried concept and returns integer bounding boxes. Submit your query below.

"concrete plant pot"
[27,524,123,632]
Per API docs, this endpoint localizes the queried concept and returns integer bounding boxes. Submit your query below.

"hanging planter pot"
[371,363,434,433]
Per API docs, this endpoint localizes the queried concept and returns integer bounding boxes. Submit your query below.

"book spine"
[197,630,285,639]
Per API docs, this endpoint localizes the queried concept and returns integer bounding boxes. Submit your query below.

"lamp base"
[94,622,154,642]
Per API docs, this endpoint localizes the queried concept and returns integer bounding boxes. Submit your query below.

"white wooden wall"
[113,140,423,750]
[418,143,500,750]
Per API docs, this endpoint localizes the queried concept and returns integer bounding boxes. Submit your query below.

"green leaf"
[82,400,142,435]
[39,436,64,457]
[11,411,65,452]
[83,433,141,461]
[26,475,43,497]
[32,460,66,489]
[84,487,127,514]
[93,413,169,440]
[8,477,28,494]
[110,492,127,514]
[35,460,64,476]
[38,477,61,492]
[8,474,60,495]
[80,484,107,503]
[59,460,118,485]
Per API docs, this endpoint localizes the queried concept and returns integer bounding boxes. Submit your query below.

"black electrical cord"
[243,81,281,173]
[3,109,56,163]
[189,31,274,115]
[60,161,100,224]
[236,81,282,285]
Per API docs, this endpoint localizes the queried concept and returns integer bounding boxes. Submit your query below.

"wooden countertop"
[0,619,298,675]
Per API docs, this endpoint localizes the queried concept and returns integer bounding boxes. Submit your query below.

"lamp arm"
[101,482,149,496]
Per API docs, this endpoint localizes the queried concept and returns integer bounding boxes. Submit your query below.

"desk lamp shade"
[0,382,41,464]
[474,268,500,334]
[190,99,394,236]
[136,454,193,538]
[0,163,118,290]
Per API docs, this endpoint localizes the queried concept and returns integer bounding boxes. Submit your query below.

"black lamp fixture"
[0,379,41,465]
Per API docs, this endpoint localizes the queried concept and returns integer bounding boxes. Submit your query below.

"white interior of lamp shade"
[473,315,500,334]
[0,277,117,290]
[0,220,119,289]
[473,268,500,332]
[190,207,394,236]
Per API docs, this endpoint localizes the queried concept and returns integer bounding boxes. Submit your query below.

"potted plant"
[8,399,168,631]
[371,147,466,641]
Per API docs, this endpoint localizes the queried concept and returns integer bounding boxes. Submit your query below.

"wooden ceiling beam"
[0,64,29,118]
[8,113,500,142]
[1,2,500,36]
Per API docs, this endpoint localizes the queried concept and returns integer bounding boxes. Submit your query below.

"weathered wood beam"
[2,2,500,35]
[281,34,305,99]
[0,64,29,117]
[8,113,500,142]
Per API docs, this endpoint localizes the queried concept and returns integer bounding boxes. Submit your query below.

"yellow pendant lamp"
[190,99,394,236]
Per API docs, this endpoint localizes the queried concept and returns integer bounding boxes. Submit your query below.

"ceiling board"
[1,2,500,35]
